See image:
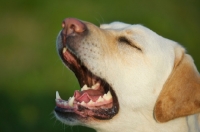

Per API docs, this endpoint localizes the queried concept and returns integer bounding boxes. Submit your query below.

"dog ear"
[154,47,200,123]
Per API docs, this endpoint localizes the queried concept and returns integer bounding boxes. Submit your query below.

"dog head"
[55,18,200,131]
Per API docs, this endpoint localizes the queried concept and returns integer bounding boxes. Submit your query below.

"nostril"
[69,24,76,31]
[62,18,86,35]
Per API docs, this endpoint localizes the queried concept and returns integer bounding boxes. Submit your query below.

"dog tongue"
[74,89,104,103]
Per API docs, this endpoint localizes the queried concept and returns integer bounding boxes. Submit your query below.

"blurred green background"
[0,0,199,132]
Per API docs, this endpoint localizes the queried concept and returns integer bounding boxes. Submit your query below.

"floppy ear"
[154,47,200,123]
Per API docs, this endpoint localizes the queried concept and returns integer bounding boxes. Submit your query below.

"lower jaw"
[55,102,118,120]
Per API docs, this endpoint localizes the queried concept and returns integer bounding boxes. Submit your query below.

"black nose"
[62,18,86,36]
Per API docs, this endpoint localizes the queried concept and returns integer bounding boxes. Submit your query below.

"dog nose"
[62,18,86,36]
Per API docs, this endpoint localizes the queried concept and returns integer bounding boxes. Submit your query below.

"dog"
[54,18,200,132]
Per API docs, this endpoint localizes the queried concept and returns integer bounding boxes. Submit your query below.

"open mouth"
[55,37,119,120]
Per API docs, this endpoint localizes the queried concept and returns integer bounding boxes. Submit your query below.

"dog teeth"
[63,101,68,106]
[80,101,86,106]
[91,83,100,90]
[96,96,104,103]
[68,96,75,107]
[81,84,89,91]
[63,47,67,53]
[56,91,61,99]
[81,83,100,91]
[88,100,95,105]
[103,91,112,101]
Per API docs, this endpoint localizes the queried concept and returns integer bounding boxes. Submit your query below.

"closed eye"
[118,36,141,51]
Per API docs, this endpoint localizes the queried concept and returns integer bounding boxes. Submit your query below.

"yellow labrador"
[54,18,200,132]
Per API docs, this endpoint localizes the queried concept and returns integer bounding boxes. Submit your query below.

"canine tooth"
[68,96,75,107]
[63,47,67,53]
[81,84,89,91]
[103,91,112,100]
[56,91,61,99]
[96,96,104,103]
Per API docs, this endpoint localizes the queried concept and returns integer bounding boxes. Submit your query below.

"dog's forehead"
[100,21,132,30]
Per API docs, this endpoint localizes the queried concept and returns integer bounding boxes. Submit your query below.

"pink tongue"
[74,90,103,103]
